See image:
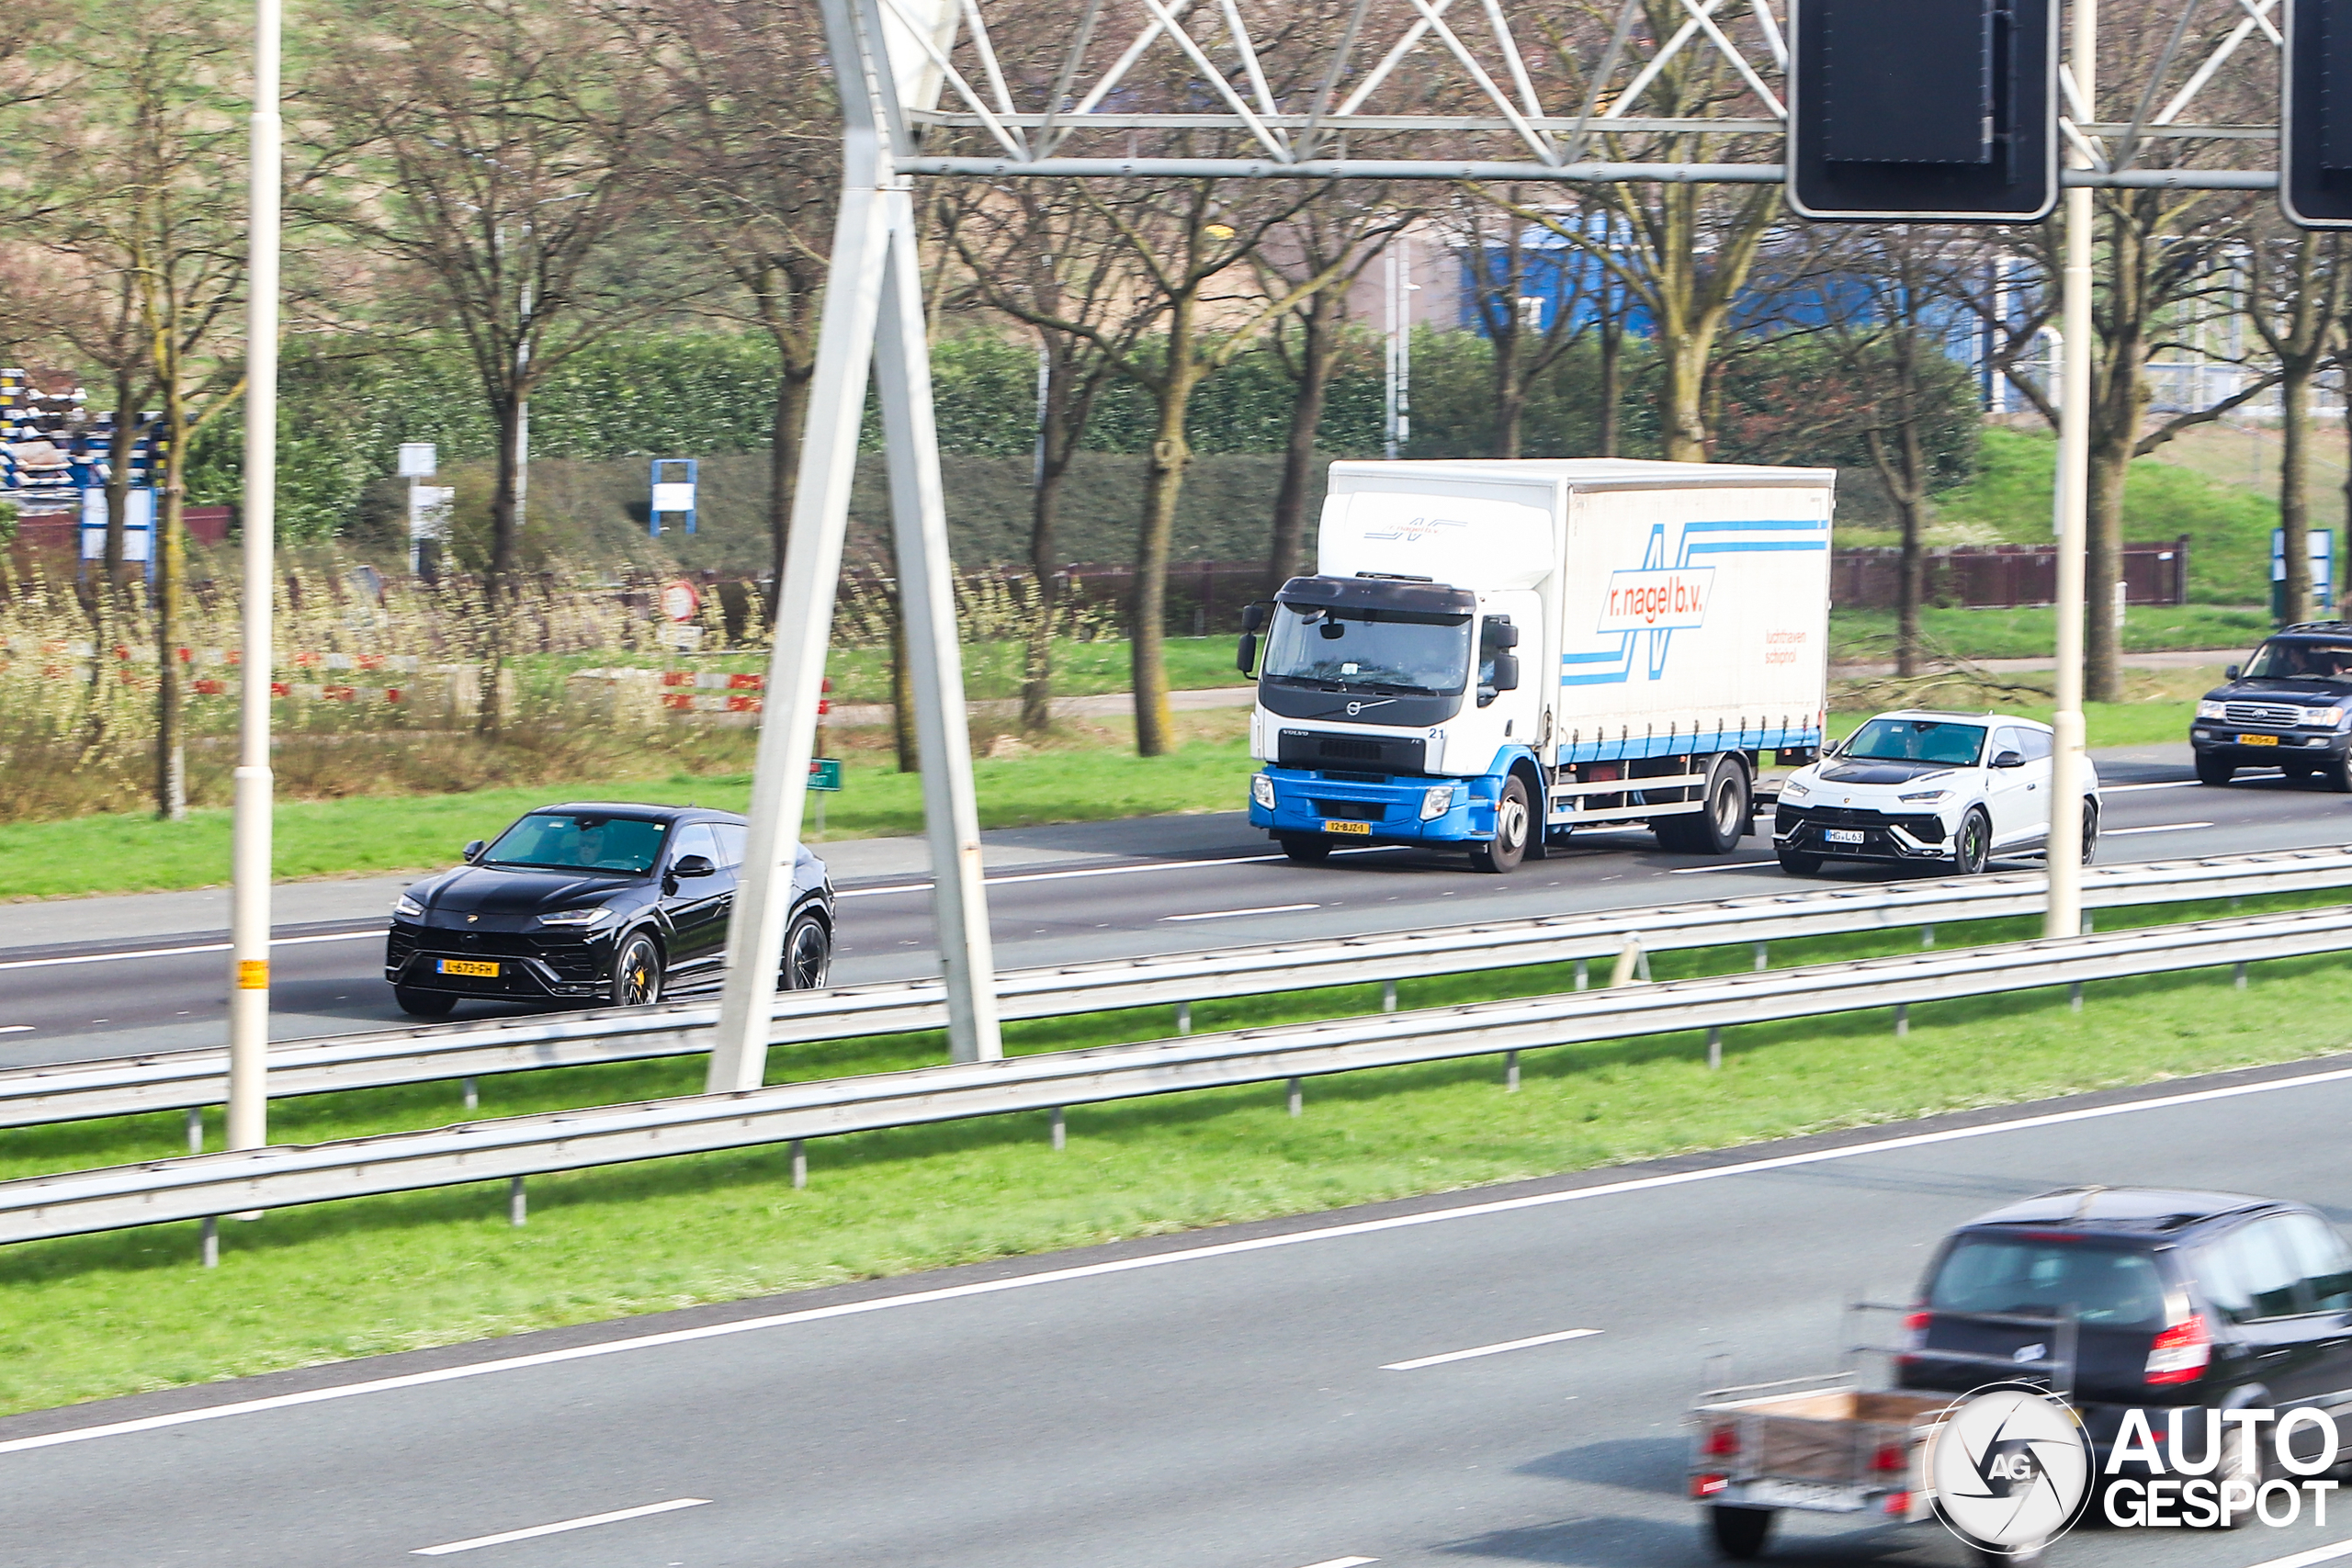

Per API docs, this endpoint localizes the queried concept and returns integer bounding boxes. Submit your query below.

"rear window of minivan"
[1929,1235,2167,1327]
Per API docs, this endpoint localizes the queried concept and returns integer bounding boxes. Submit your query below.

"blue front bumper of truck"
[1247,764,1494,844]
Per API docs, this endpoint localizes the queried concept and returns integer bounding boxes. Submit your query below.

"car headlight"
[1781,779,1810,799]
[1250,773,1276,809]
[393,893,424,918]
[2196,700,2227,720]
[1898,789,1951,804]
[537,906,614,927]
[1420,784,1458,820]
[2331,707,2352,731]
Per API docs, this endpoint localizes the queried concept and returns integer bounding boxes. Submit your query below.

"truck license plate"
[436,958,500,977]
[1826,829,1867,845]
[2239,732,2279,746]
[1741,1479,1869,1511]
[1324,819,1373,835]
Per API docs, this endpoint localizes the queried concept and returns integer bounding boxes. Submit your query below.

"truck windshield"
[1261,604,1472,694]
[1841,718,1986,767]
[1928,1235,2166,1328]
[2244,639,2352,681]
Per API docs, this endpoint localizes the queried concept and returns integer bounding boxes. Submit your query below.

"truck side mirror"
[1236,631,1258,675]
[1483,618,1520,650]
[1489,652,1520,692]
[1241,602,1269,633]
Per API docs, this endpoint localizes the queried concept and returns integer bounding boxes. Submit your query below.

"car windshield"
[1260,604,1472,694]
[484,813,667,874]
[1928,1235,2167,1327]
[1841,717,1987,767]
[2243,639,2352,681]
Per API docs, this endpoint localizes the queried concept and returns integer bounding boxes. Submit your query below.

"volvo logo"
[1346,699,1394,716]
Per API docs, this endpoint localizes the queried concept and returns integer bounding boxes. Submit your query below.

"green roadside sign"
[808,757,843,792]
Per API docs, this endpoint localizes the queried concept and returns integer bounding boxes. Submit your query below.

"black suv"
[1897,1187,2352,1472]
[2191,623,2352,788]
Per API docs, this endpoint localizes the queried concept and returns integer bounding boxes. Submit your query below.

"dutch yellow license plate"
[436,958,501,977]
[2239,733,2279,746]
[1324,819,1374,835]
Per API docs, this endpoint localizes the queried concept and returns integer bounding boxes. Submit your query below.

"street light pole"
[227,0,281,1150]
[2045,0,2094,936]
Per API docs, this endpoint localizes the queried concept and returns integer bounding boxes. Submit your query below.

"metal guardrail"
[8,845,2352,1133]
[5,902,2350,1247]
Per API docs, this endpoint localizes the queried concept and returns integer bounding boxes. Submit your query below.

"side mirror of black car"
[1489,652,1521,692]
[1992,750,2025,769]
[2226,664,2242,680]
[1236,631,1258,675]
[672,854,718,878]
[462,839,486,863]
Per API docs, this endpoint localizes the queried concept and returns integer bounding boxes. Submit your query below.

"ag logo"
[1928,1384,2093,1559]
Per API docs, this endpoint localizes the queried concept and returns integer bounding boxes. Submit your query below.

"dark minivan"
[2191,623,2352,788]
[1897,1187,2352,1472]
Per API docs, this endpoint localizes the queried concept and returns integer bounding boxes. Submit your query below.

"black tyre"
[393,986,457,1018]
[608,931,664,1008]
[1975,1547,2043,1567]
[1776,850,1823,877]
[2196,752,2235,785]
[1953,807,1992,874]
[2080,800,2098,864]
[1470,774,1532,874]
[779,908,832,991]
[1659,755,1751,854]
[1278,833,1333,864]
[2328,753,2352,794]
[1709,1505,1776,1560]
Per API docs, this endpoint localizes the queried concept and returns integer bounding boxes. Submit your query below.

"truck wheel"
[1469,776,1531,874]
[1708,1505,1776,1560]
[1278,833,1333,864]
[1658,755,1750,854]
[2195,753,2234,785]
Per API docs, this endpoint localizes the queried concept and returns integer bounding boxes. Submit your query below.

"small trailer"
[1686,1371,1952,1561]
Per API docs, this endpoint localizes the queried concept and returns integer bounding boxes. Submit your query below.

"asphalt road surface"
[9,1057,2352,1567]
[0,743,2345,1067]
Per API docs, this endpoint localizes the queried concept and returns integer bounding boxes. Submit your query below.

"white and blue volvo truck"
[1241,458,1835,872]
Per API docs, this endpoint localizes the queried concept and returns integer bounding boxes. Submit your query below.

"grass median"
[1,892,2346,1418]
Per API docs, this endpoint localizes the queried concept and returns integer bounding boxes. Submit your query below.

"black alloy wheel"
[1708,1505,1776,1560]
[779,908,832,991]
[2196,753,2235,785]
[1470,774,1532,873]
[1278,832,1333,863]
[2080,800,2098,864]
[2329,752,2352,794]
[1952,807,1992,875]
[610,931,664,1008]
[393,986,457,1018]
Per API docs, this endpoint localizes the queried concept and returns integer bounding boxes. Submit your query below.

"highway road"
[0,744,2346,1067]
[8,1055,2352,1566]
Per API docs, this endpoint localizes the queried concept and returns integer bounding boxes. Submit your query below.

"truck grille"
[2222,701,2310,727]
[1275,729,1428,774]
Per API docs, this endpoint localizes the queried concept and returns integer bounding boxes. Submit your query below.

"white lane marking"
[1161,904,1321,923]
[1294,1558,1377,1568]
[16,1060,2352,1458]
[411,1497,710,1556]
[1382,1327,1601,1371]
[0,930,378,975]
[2242,1536,2352,1568]
[2101,821,2214,837]
[836,845,1401,899]
[2102,779,2211,793]
[1667,862,1776,875]
[0,1026,30,1034]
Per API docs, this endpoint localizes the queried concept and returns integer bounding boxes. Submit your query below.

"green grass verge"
[1829,604,2266,663]
[1,895,2345,1416]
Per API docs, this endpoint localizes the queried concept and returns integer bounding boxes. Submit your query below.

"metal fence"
[11,846,2350,1135]
[4,902,2345,1249]
[1830,540,2191,611]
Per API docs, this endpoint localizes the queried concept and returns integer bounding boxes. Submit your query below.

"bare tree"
[311,0,671,726]
[1453,188,1600,459]
[2248,228,2345,626]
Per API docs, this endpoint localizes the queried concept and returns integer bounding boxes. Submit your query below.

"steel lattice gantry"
[708,0,2296,1085]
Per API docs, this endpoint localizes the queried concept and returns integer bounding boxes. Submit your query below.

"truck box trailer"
[1242,458,1835,871]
